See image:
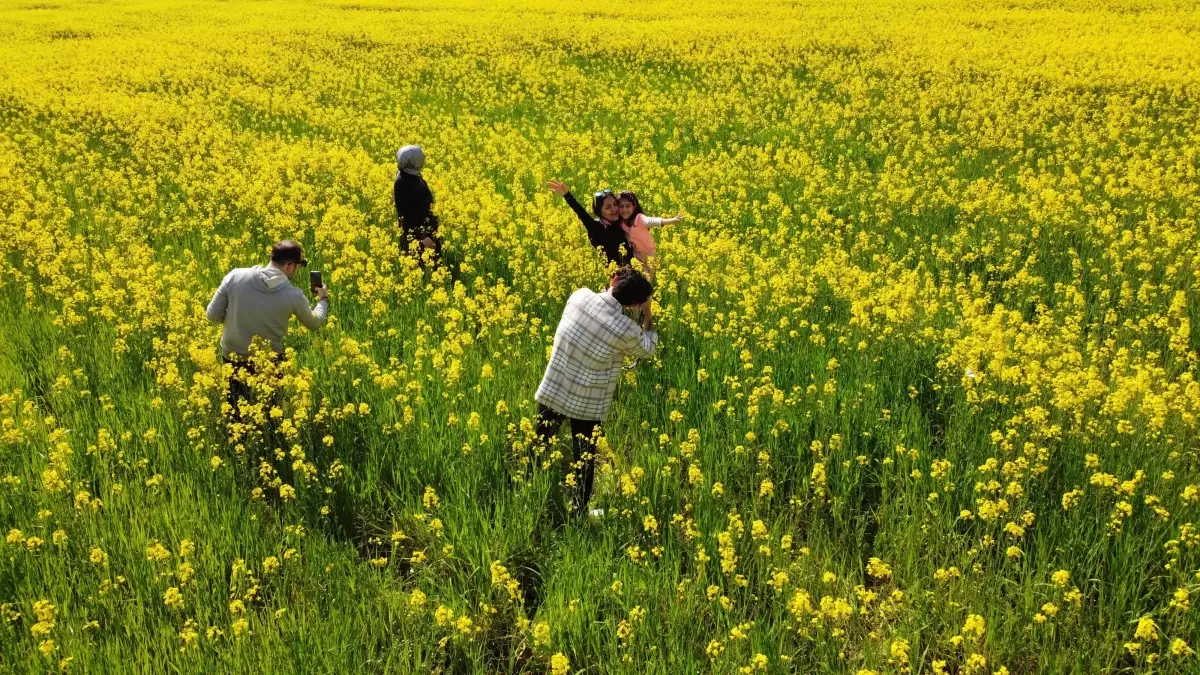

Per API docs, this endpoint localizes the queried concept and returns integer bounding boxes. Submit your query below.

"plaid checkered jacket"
[535,288,658,421]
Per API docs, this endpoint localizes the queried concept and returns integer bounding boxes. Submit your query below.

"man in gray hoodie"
[206,240,330,358]
[206,240,329,419]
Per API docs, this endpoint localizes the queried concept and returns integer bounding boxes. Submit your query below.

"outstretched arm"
[641,212,685,228]
[548,179,596,230]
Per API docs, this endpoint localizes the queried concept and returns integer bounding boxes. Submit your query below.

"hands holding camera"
[638,299,653,331]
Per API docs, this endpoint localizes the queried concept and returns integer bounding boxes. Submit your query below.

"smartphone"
[309,270,322,289]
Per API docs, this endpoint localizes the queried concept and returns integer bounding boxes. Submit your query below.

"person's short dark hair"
[611,267,652,306]
[271,240,307,265]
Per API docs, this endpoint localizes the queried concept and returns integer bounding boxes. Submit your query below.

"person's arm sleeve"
[625,328,658,360]
[420,184,439,236]
[563,191,598,229]
[205,275,230,323]
[295,295,329,331]
[640,214,666,228]
[394,180,409,235]
[409,183,437,239]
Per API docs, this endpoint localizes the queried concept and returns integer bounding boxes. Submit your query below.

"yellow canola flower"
[963,614,986,640]
[1134,616,1158,642]
[163,587,184,610]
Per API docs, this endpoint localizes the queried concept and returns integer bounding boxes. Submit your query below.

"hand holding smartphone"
[309,270,328,300]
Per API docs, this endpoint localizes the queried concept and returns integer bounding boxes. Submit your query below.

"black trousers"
[534,404,601,512]
[401,228,443,264]
[223,354,282,422]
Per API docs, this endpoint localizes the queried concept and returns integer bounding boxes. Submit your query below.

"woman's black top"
[394,173,439,241]
[562,191,632,266]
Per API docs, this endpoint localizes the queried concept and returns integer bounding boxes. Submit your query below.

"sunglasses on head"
[594,189,614,202]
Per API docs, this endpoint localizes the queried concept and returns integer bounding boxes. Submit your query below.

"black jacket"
[394,172,438,240]
[562,192,632,266]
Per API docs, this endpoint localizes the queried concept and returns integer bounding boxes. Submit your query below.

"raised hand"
[547,179,569,197]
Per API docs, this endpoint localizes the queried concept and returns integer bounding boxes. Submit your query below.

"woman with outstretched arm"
[547,179,633,266]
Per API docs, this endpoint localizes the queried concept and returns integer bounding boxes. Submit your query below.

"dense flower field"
[1,0,1199,671]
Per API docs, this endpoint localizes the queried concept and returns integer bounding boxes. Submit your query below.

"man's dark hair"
[611,267,653,306]
[271,240,306,264]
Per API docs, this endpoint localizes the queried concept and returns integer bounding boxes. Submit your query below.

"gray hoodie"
[205,266,328,357]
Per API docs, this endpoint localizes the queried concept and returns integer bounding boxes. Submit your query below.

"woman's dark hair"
[592,189,616,218]
[617,191,643,222]
[611,267,653,306]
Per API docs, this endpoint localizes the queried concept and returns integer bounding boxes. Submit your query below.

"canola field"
[2,0,1200,672]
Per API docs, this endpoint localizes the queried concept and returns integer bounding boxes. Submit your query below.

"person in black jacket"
[547,179,632,267]
[393,145,441,257]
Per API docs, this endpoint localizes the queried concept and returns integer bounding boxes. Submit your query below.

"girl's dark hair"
[592,189,616,218]
[617,191,643,222]
[611,267,653,306]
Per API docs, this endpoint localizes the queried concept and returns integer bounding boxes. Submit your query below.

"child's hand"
[547,179,569,197]
[670,212,686,224]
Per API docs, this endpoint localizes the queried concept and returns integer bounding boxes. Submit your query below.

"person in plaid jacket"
[534,267,658,513]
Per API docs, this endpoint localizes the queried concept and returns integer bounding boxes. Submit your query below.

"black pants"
[535,404,601,512]
[402,229,442,264]
[223,354,282,422]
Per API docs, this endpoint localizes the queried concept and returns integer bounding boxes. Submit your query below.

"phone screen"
[309,270,322,288]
